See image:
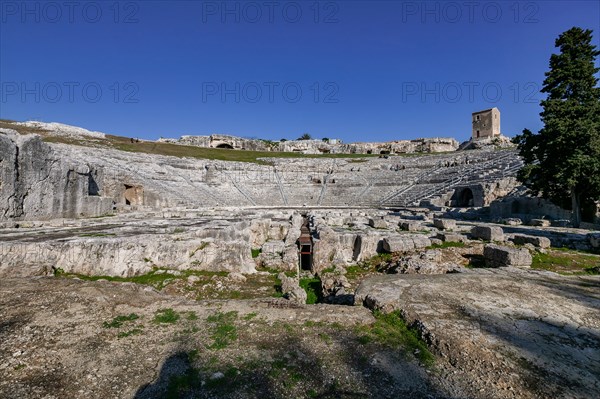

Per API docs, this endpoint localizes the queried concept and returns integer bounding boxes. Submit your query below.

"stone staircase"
[378,150,523,208]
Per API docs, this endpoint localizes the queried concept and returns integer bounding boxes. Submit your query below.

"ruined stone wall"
[167,135,459,155]
[280,138,460,154]
[490,196,573,223]
[162,135,271,151]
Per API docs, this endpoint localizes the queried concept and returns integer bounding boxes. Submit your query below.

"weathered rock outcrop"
[471,225,504,242]
[354,269,600,399]
[382,235,431,253]
[161,134,271,151]
[510,234,551,249]
[389,250,463,274]
[0,218,257,277]
[483,244,532,268]
[0,129,113,221]
[278,272,307,304]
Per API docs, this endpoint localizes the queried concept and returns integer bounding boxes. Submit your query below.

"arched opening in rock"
[88,173,100,196]
[366,150,372,154]
[380,150,390,155]
[456,188,474,207]
[352,235,362,261]
[216,143,234,149]
[581,200,598,223]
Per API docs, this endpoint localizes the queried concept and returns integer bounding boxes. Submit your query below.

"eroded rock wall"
[0,130,113,221]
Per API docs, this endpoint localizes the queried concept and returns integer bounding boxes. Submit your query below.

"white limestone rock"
[382,235,431,253]
[483,244,532,268]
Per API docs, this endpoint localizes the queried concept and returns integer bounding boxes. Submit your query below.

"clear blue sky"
[1,0,599,143]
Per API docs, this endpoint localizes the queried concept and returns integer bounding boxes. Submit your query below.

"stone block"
[511,234,551,249]
[382,235,431,253]
[369,218,388,229]
[429,238,443,246]
[471,225,504,242]
[278,273,307,305]
[483,244,532,268]
[399,221,421,232]
[261,240,286,256]
[433,218,456,230]
[530,219,551,227]
[436,232,466,243]
[502,218,522,226]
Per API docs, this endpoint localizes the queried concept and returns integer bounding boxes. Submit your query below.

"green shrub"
[299,278,322,304]
[207,311,238,349]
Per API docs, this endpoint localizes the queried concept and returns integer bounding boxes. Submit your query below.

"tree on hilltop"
[513,27,600,227]
[298,133,312,140]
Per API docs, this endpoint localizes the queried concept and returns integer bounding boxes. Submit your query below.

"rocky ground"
[355,268,600,399]
[1,209,600,398]
[1,277,442,399]
[2,265,599,399]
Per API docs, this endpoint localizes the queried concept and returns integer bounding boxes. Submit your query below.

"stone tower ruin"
[472,107,501,140]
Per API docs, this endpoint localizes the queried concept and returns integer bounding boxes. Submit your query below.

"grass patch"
[186,311,198,321]
[319,266,336,275]
[318,332,333,345]
[55,267,227,290]
[366,253,392,266]
[207,311,238,350]
[243,312,258,321]
[532,249,600,275]
[271,273,285,298]
[427,241,466,249]
[117,328,143,338]
[251,248,262,258]
[357,310,435,367]
[102,313,139,328]
[299,277,322,304]
[153,308,180,324]
[346,253,393,281]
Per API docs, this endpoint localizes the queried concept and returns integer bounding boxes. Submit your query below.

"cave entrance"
[216,143,234,149]
[88,173,100,196]
[298,219,313,271]
[352,235,362,262]
[456,187,474,207]
[582,200,598,223]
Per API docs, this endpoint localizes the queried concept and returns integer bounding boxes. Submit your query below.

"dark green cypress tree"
[513,27,600,227]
